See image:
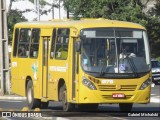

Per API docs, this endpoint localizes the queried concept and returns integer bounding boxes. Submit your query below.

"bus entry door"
[42,36,49,98]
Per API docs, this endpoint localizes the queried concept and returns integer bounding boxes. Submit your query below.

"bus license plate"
[112,93,125,98]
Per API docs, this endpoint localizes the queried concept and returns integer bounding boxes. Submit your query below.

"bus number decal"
[101,80,113,84]
[50,66,67,72]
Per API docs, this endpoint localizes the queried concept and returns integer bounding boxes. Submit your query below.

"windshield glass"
[80,28,150,76]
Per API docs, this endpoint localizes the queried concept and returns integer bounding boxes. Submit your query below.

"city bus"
[11,18,151,112]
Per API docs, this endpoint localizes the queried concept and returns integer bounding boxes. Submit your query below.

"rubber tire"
[26,80,40,109]
[119,103,133,112]
[60,84,75,111]
[41,102,49,109]
[77,104,99,111]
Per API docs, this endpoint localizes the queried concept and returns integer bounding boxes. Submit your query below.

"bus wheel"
[119,103,133,112]
[61,84,74,111]
[41,102,49,109]
[26,80,40,109]
[77,104,99,111]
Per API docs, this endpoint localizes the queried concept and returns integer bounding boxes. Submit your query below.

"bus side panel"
[17,58,28,96]
[33,36,43,99]
[11,58,19,95]
[48,59,68,101]
[27,59,41,99]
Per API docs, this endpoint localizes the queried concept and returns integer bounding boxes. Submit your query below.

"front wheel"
[60,84,75,111]
[41,102,49,109]
[119,103,133,112]
[26,80,40,109]
[77,104,99,111]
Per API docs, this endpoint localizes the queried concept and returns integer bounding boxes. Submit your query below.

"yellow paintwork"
[11,18,150,104]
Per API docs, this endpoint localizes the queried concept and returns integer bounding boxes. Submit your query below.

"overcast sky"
[6,0,66,21]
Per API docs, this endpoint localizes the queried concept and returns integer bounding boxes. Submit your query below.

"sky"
[6,0,66,21]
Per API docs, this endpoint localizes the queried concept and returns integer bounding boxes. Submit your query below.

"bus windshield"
[80,28,150,77]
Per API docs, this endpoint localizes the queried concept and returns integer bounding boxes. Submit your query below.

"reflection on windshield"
[81,28,150,75]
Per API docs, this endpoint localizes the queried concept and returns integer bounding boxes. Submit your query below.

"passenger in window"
[19,32,24,42]
[18,45,26,56]
[30,46,37,58]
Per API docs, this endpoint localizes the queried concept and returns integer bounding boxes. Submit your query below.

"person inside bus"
[119,44,136,59]
[18,45,26,57]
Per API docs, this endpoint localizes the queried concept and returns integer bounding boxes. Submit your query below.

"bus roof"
[15,18,145,30]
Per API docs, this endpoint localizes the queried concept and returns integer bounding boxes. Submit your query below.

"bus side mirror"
[76,41,81,52]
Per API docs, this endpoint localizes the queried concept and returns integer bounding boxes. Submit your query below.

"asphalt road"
[0,85,160,120]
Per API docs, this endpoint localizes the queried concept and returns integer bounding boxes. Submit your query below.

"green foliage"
[146,17,160,58]
[8,10,27,44]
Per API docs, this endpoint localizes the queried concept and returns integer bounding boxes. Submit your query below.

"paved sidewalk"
[0,94,26,100]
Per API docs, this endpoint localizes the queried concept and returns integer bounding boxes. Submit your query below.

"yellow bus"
[11,19,151,112]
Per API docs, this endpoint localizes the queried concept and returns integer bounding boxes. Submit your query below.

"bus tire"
[77,104,99,111]
[119,103,133,112]
[61,84,74,111]
[41,102,49,109]
[26,80,40,109]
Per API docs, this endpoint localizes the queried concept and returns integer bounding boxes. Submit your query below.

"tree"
[64,0,148,24]
[28,0,59,20]
[8,9,27,44]
[7,0,27,44]
[146,0,160,58]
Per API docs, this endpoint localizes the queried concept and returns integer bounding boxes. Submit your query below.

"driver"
[119,44,136,59]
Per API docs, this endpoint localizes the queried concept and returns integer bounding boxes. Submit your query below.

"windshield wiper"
[99,65,107,76]
[125,54,139,77]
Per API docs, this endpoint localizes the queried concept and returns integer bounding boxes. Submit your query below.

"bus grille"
[102,95,133,100]
[98,85,137,91]
[98,85,116,91]
[120,85,137,91]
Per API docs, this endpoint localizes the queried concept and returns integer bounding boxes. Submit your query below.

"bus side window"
[50,29,56,58]
[13,28,19,57]
[55,28,70,59]
[18,28,31,58]
[30,28,40,58]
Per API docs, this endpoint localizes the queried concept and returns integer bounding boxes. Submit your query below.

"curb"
[0,96,26,100]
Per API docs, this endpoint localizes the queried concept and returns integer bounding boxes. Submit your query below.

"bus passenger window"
[18,28,31,58]
[13,28,19,57]
[55,28,69,59]
[50,29,56,58]
[30,29,40,58]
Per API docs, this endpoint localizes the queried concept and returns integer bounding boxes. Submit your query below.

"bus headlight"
[82,77,97,90]
[139,78,151,90]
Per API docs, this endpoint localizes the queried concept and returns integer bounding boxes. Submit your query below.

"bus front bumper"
[77,86,151,104]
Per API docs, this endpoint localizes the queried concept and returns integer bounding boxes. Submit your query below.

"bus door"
[42,36,50,98]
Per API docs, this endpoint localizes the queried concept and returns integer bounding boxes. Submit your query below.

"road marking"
[0,100,23,102]
[56,117,70,120]
[150,97,160,103]
[111,117,128,120]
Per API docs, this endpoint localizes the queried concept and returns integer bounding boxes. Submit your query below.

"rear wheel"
[119,103,133,112]
[60,84,75,111]
[26,80,40,109]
